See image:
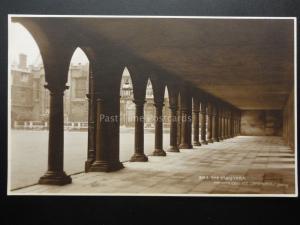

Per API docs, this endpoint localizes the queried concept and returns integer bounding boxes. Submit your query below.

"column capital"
[44,84,68,93]
[94,91,103,99]
[96,97,104,103]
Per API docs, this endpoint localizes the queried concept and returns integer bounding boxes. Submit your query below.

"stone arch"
[12,19,77,86]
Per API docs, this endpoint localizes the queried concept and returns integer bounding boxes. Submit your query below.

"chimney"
[19,53,27,69]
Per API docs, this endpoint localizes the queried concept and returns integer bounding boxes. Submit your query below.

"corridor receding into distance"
[9,16,296,196]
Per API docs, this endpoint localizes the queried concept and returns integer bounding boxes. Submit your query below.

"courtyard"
[10,128,170,189]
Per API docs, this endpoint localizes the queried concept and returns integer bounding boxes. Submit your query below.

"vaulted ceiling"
[14,17,294,110]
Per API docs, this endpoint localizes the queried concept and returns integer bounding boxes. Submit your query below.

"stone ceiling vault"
[14,17,294,110]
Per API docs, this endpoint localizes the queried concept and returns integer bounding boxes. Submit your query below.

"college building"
[11,54,169,129]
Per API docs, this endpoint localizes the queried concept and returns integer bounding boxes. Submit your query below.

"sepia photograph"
[7,15,297,196]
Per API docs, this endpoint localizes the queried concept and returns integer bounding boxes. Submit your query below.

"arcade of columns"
[14,19,241,185]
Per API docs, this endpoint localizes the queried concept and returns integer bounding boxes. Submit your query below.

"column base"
[152,149,167,156]
[38,171,72,185]
[201,140,208,145]
[179,143,193,149]
[213,137,220,142]
[84,159,94,172]
[89,160,124,172]
[130,153,148,162]
[168,146,180,152]
[207,139,213,143]
[193,141,201,146]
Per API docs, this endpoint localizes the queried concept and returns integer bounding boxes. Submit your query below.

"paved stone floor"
[11,136,296,196]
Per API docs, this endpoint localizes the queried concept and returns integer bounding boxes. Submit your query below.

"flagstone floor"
[10,136,296,196]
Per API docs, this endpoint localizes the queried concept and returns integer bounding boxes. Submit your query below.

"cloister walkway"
[11,136,295,195]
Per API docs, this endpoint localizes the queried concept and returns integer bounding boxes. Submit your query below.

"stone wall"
[241,110,282,136]
[282,89,295,150]
[11,70,34,122]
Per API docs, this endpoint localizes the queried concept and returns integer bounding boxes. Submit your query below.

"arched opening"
[144,78,156,155]
[119,67,135,161]
[9,23,48,189]
[64,47,90,175]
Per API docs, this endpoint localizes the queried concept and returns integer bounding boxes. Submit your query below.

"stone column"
[39,84,72,185]
[130,100,148,161]
[167,83,180,152]
[179,107,191,148]
[229,114,232,138]
[234,118,237,136]
[179,88,193,149]
[90,97,108,171]
[88,60,125,172]
[223,110,227,139]
[227,112,230,138]
[236,119,239,136]
[207,102,213,143]
[238,117,241,135]
[224,110,228,139]
[177,94,182,146]
[168,103,180,152]
[220,108,225,140]
[200,101,208,145]
[236,118,238,135]
[233,116,236,136]
[227,117,230,138]
[227,114,231,138]
[187,97,193,148]
[85,66,96,172]
[212,104,219,142]
[239,117,241,135]
[236,118,239,135]
[229,112,232,138]
[187,99,193,148]
[192,98,201,146]
[90,94,124,172]
[229,112,234,138]
[218,107,223,141]
[153,102,167,156]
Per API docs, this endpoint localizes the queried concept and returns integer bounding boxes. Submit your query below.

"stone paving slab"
[10,136,296,196]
